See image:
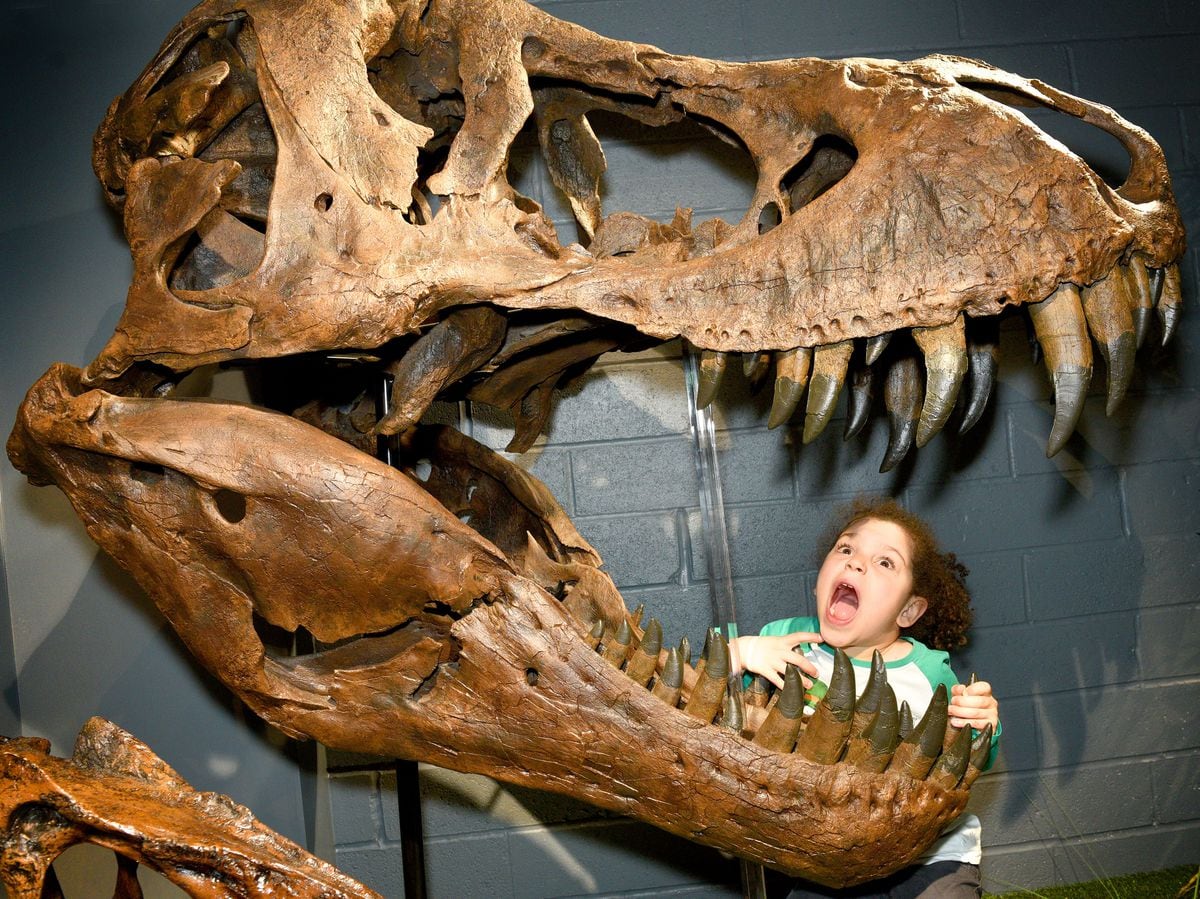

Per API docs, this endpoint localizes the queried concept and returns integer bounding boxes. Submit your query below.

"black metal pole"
[373,370,428,899]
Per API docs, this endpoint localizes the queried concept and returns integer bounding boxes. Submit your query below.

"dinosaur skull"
[7,0,1185,888]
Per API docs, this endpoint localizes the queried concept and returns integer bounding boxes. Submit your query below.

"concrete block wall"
[328,0,1200,895]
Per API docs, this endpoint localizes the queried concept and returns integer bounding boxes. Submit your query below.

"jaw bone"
[13,363,973,888]
[0,718,380,898]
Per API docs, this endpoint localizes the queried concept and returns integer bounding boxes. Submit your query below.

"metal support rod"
[374,371,428,899]
[682,346,767,899]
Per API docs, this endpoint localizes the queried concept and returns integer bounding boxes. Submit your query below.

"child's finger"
[784,631,823,646]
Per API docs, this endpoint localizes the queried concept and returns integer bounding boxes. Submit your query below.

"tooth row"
[589,614,990,790]
[701,260,1181,464]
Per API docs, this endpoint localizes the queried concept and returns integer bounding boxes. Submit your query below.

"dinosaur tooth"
[803,340,853,443]
[794,648,855,764]
[912,315,967,448]
[697,350,728,409]
[881,355,922,472]
[587,618,604,650]
[960,316,999,435]
[677,635,692,668]
[844,685,899,773]
[753,664,805,752]
[849,650,887,740]
[651,647,684,707]
[684,631,729,723]
[928,724,973,790]
[959,723,995,789]
[600,618,633,667]
[1080,272,1136,416]
[720,683,745,732]
[897,701,914,741]
[767,347,812,429]
[746,674,772,709]
[886,685,948,780]
[865,332,892,365]
[631,603,645,628]
[743,351,773,390]
[625,618,662,687]
[1127,257,1155,349]
[1027,283,1093,457]
[843,364,874,440]
[1159,263,1182,347]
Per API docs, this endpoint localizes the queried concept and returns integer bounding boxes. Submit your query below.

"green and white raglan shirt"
[756,616,1001,866]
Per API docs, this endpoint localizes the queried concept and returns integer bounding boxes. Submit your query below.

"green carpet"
[986,864,1198,898]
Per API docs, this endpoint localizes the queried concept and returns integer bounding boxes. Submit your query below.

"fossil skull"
[7,0,1185,888]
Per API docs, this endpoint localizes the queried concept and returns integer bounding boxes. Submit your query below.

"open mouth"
[828,583,860,626]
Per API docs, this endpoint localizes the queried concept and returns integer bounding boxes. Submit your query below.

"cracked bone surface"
[5,0,1187,888]
[0,718,379,898]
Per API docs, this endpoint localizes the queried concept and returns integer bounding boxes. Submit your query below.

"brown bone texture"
[0,718,379,898]
[5,0,1188,888]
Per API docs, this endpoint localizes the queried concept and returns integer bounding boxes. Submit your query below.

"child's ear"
[897,596,928,627]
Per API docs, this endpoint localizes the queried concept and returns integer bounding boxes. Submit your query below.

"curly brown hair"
[817,497,973,650]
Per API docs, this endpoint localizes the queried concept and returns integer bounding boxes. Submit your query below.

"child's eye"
[879,558,894,569]
[836,544,851,554]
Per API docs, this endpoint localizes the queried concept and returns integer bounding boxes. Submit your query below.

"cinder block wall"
[328,0,1200,895]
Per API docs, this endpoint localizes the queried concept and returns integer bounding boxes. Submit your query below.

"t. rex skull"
[7,0,1185,888]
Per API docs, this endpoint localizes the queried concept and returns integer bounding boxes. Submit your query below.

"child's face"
[814,517,924,657]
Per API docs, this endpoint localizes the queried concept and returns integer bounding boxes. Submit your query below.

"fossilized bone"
[0,718,378,898]
[6,0,1186,888]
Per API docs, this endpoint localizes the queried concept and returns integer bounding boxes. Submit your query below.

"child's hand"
[730,633,821,689]
[949,680,999,732]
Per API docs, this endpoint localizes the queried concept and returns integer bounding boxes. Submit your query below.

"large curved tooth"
[912,315,967,448]
[743,351,773,391]
[720,684,746,732]
[1159,263,1182,346]
[696,351,728,409]
[1080,272,1136,416]
[850,651,887,739]
[753,664,805,752]
[768,347,812,429]
[625,618,662,687]
[600,619,633,667]
[843,686,899,772]
[794,648,855,764]
[959,723,995,789]
[843,364,874,440]
[881,356,922,472]
[1126,258,1155,349]
[803,340,853,444]
[886,685,948,779]
[865,333,892,366]
[684,632,729,723]
[960,317,999,435]
[928,725,973,790]
[1027,283,1093,457]
[651,647,684,707]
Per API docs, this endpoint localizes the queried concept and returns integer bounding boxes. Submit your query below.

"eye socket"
[878,557,894,570]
